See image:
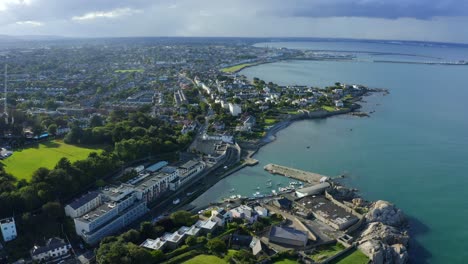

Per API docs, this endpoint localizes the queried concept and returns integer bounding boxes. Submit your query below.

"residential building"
[0,217,17,242]
[229,205,258,223]
[228,103,242,116]
[211,208,231,227]
[30,237,71,263]
[334,100,344,107]
[268,226,308,247]
[65,191,102,218]
[176,160,205,186]
[254,206,268,217]
[273,198,293,210]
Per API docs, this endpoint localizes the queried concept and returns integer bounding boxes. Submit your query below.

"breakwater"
[264,163,327,184]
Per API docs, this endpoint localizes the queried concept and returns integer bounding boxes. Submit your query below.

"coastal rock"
[359,222,409,246]
[329,185,356,200]
[366,200,406,227]
[358,239,408,264]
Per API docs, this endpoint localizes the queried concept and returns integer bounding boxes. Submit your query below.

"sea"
[190,40,468,264]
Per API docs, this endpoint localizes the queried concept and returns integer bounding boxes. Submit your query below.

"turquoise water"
[191,43,468,263]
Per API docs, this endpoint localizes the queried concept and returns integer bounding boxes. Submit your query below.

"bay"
[191,42,468,264]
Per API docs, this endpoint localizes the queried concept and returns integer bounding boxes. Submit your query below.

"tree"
[47,124,57,135]
[206,238,226,255]
[121,229,140,244]
[196,236,207,244]
[150,250,165,263]
[89,115,104,128]
[233,249,256,264]
[252,221,264,232]
[185,235,196,246]
[170,211,196,227]
[140,221,156,239]
[42,201,65,220]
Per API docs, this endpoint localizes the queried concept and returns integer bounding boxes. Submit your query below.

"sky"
[1,0,468,43]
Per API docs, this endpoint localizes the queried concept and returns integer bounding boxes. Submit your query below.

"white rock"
[366,200,406,227]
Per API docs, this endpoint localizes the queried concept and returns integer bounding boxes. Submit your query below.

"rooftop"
[140,238,166,250]
[66,191,101,210]
[269,226,308,242]
[299,196,358,225]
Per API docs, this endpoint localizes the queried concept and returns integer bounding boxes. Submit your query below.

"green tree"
[185,235,196,246]
[170,210,196,227]
[47,124,57,135]
[206,238,226,255]
[140,221,156,239]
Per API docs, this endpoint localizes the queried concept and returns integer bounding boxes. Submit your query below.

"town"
[0,37,398,264]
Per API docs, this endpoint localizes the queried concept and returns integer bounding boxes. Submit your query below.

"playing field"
[183,255,226,264]
[1,140,103,180]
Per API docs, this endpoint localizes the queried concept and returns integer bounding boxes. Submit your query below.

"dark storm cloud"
[263,0,468,19]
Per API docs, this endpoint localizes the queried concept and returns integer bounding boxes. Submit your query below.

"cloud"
[0,0,468,43]
[72,7,141,21]
[0,0,34,12]
[15,20,42,26]
[260,0,468,20]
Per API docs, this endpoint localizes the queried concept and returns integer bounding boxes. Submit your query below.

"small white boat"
[173,198,180,205]
[230,188,235,193]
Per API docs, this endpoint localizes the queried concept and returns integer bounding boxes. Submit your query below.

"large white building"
[73,186,148,245]
[0,217,17,242]
[65,191,102,218]
[228,103,242,116]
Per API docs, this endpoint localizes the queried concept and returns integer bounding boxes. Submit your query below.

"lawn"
[274,258,299,264]
[183,254,227,264]
[220,63,253,73]
[115,69,144,73]
[264,118,278,125]
[332,249,369,264]
[310,243,346,262]
[322,105,337,112]
[1,140,103,180]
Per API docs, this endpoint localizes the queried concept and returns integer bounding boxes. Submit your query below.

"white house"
[30,237,71,263]
[0,217,17,242]
[334,100,344,108]
[228,103,242,116]
[254,206,268,217]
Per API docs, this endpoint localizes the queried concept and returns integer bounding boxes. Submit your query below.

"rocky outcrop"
[329,185,357,201]
[357,201,410,264]
[358,240,408,264]
[366,200,406,227]
[360,222,409,246]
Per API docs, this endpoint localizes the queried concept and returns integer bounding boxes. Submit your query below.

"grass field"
[310,243,346,262]
[220,63,253,73]
[115,69,144,73]
[332,249,369,264]
[264,118,278,125]
[1,140,103,180]
[322,105,337,112]
[183,255,227,264]
[274,258,299,264]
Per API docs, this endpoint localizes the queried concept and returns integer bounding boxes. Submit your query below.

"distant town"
[0,37,405,264]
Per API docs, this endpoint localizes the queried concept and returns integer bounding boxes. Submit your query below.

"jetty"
[264,163,327,184]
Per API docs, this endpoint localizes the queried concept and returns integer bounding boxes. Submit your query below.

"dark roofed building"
[30,237,71,263]
[273,197,293,210]
[65,191,102,218]
[268,226,308,247]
